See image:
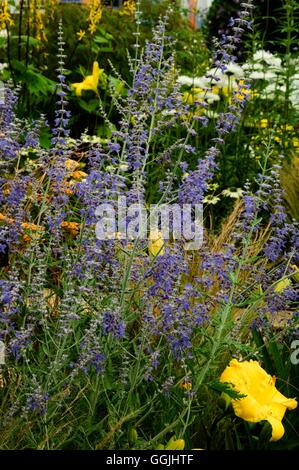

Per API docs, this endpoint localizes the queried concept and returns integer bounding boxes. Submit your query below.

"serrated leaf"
[209,381,247,400]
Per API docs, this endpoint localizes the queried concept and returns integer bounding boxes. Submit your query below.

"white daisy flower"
[203,195,220,205]
[222,188,243,199]
[194,89,220,103]
[177,76,196,87]
[224,62,244,78]
[253,50,282,68]
[249,71,277,80]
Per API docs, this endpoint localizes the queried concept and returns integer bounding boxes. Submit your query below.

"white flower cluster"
[178,48,299,113]
[177,61,246,116]
[242,49,299,111]
[178,61,244,94]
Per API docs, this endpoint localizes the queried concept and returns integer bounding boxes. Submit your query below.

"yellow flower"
[220,359,297,441]
[274,278,291,293]
[88,0,102,35]
[119,0,136,16]
[292,138,299,148]
[212,85,220,95]
[71,61,103,97]
[281,124,294,132]
[88,23,97,35]
[259,119,268,128]
[179,379,192,391]
[183,91,195,105]
[0,0,14,30]
[148,229,164,257]
[235,88,251,102]
[165,436,185,450]
[76,29,86,41]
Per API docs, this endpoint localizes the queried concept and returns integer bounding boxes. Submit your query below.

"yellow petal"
[148,229,164,257]
[232,395,266,422]
[266,415,285,442]
[92,61,100,77]
[259,119,268,128]
[220,359,298,442]
[165,437,185,450]
[71,62,101,96]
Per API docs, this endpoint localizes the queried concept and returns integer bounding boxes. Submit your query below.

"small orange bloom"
[0,212,14,225]
[71,170,87,180]
[61,221,80,236]
[21,222,44,242]
[65,159,80,172]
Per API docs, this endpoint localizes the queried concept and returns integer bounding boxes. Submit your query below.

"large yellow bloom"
[71,61,103,97]
[220,359,297,441]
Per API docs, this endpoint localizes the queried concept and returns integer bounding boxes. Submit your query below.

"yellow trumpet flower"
[220,359,297,441]
[71,61,103,97]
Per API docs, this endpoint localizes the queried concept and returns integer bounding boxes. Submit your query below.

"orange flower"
[0,212,14,225]
[21,222,44,242]
[65,159,80,172]
[179,380,192,391]
[61,181,74,195]
[61,221,80,236]
[71,170,87,180]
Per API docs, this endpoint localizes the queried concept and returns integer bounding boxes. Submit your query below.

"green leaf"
[252,328,274,374]
[77,98,99,113]
[267,339,285,379]
[93,35,110,45]
[10,35,40,47]
[11,60,55,97]
[209,381,247,400]
[258,421,272,447]
[97,26,113,40]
